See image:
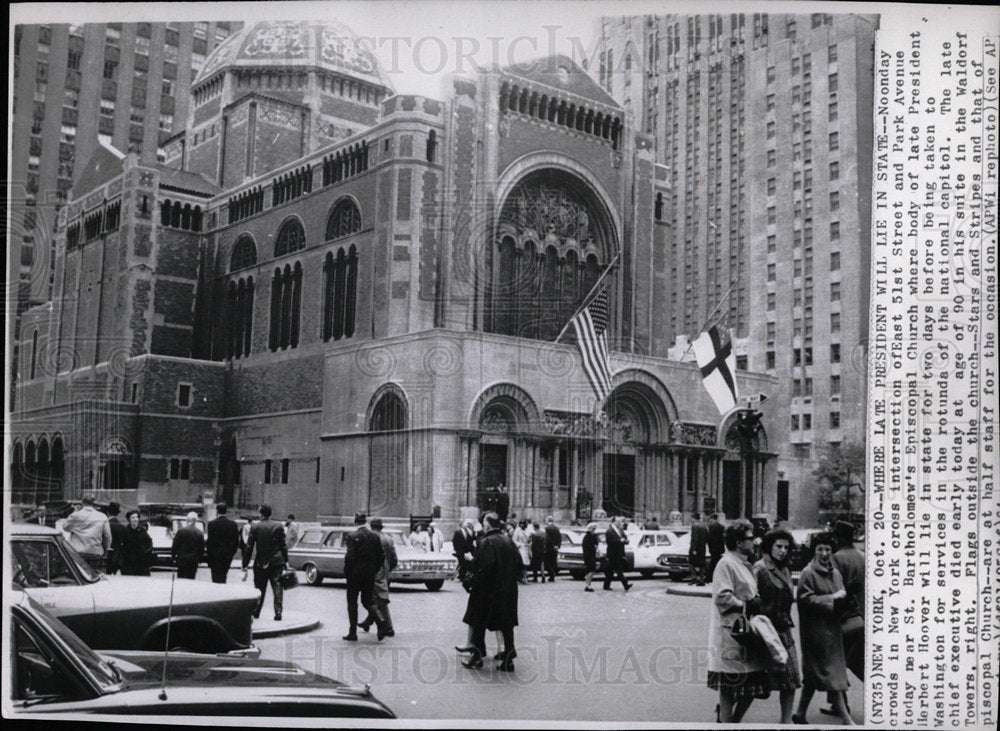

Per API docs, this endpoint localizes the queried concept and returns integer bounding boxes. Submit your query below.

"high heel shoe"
[461,655,484,669]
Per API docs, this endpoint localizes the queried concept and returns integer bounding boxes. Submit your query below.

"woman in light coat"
[793,532,853,725]
[707,518,768,723]
[511,520,531,582]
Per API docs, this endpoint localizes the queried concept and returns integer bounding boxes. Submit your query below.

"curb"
[252,612,322,639]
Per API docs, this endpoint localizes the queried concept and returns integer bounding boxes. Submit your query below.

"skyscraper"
[596,13,877,524]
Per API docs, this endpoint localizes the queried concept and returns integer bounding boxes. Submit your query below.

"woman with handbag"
[119,510,154,576]
[793,532,854,725]
[706,519,769,723]
[753,529,802,724]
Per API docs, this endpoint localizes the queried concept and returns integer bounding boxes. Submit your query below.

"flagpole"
[554,252,621,344]
[682,281,737,359]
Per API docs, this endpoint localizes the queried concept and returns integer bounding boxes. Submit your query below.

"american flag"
[571,287,613,402]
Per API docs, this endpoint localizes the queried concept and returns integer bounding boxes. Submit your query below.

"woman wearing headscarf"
[118,510,154,576]
[753,528,801,724]
[581,522,600,592]
[793,532,854,725]
[706,518,768,723]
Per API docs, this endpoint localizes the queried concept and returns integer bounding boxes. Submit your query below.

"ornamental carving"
[321,25,376,73]
[670,421,717,446]
[243,22,307,59]
[500,181,594,246]
[230,106,249,127]
[480,408,512,434]
[543,410,601,437]
[258,105,300,130]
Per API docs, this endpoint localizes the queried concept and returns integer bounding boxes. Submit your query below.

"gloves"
[744,597,762,616]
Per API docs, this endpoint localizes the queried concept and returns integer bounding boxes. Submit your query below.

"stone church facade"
[12,20,780,525]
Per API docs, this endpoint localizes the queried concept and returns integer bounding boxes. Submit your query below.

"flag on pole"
[693,326,739,414]
[570,287,613,402]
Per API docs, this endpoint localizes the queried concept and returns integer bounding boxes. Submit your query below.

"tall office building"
[596,13,877,525]
[10,21,242,312]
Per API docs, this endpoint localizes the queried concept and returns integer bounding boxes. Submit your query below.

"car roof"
[8,522,60,536]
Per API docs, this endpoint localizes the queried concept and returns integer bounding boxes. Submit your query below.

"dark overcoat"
[119,525,153,575]
[462,528,519,631]
[582,531,599,571]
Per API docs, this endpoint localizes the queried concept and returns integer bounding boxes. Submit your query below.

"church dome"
[194,20,391,90]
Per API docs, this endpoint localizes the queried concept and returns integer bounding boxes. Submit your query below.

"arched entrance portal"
[99,437,133,491]
[720,411,768,519]
[367,386,409,517]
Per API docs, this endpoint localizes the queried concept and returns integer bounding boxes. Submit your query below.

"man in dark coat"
[207,502,241,583]
[543,515,562,582]
[106,502,128,575]
[241,504,288,620]
[460,512,519,671]
[603,516,632,591]
[342,512,384,641]
[529,521,546,582]
[821,520,865,718]
[706,512,726,582]
[171,512,205,580]
[688,512,709,586]
[452,519,475,582]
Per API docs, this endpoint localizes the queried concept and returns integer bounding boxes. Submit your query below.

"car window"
[655,534,672,546]
[638,535,654,547]
[298,530,324,545]
[14,622,79,701]
[389,532,407,547]
[323,532,341,547]
[18,607,120,690]
[11,541,78,587]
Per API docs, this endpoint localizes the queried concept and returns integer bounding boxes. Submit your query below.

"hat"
[833,520,855,541]
[354,511,367,525]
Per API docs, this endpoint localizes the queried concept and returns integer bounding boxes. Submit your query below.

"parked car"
[630,530,689,578]
[6,589,395,719]
[9,523,259,655]
[144,517,212,567]
[655,530,692,580]
[288,526,457,591]
[557,530,606,579]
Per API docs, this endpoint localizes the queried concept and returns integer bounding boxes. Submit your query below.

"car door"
[288,529,326,571]
[326,531,348,577]
[632,534,657,569]
[12,538,96,641]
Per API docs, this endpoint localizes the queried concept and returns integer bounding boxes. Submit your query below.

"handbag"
[279,569,299,589]
[730,610,768,658]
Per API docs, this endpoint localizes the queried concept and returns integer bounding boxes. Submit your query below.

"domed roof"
[194,20,391,90]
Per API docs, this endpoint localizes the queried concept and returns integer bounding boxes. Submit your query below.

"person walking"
[512,519,531,583]
[105,503,127,575]
[241,504,288,621]
[360,518,398,640]
[831,520,864,681]
[603,516,632,591]
[793,532,854,725]
[529,521,546,582]
[342,512,384,641]
[689,512,709,586]
[285,514,301,549]
[63,496,112,573]
[706,519,768,723]
[172,512,205,580]
[118,510,154,576]
[543,515,561,582]
[457,512,519,671]
[207,502,241,584]
[581,522,600,592]
[707,512,726,582]
[753,528,802,724]
[452,519,476,583]
[643,514,660,530]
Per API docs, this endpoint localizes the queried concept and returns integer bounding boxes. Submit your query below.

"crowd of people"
[707,518,864,725]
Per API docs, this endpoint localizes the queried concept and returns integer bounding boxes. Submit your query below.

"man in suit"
[342,512,384,641]
[106,502,128,575]
[688,511,709,586]
[543,515,562,582]
[529,522,546,582]
[452,519,476,582]
[241,504,288,620]
[207,502,241,583]
[359,517,398,640]
[171,512,205,580]
[706,512,726,582]
[30,504,48,526]
[603,516,632,591]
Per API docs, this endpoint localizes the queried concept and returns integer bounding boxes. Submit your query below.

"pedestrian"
[342,512,384,641]
[360,518,397,640]
[543,515,561,582]
[241,504,288,621]
[171,512,204,580]
[426,518,444,552]
[409,523,430,551]
[707,512,726,582]
[63,496,112,573]
[688,512,709,586]
[643,514,660,530]
[285,514,300,548]
[792,532,854,725]
[207,502,241,584]
[457,512,519,671]
[831,520,864,681]
[753,528,802,724]
[706,518,768,723]
[512,519,531,583]
[118,510,154,576]
[582,522,600,592]
[603,516,632,591]
[529,521,546,582]
[30,503,48,526]
[106,502,127,575]
[452,519,476,582]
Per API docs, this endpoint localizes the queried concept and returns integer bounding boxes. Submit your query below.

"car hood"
[100,651,344,690]
[395,547,455,561]
[98,575,259,604]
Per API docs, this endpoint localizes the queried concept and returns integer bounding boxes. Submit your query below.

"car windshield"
[57,536,101,583]
[20,602,121,689]
[11,536,99,586]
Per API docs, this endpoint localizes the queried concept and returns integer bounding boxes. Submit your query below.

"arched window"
[230,235,257,271]
[368,388,408,515]
[274,218,306,257]
[269,264,301,350]
[326,198,361,240]
[322,245,359,343]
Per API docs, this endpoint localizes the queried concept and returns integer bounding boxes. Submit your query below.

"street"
[168,569,866,724]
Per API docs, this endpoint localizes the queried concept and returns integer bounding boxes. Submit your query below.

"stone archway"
[719,410,769,519]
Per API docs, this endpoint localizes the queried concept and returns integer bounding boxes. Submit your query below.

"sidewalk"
[252,611,321,639]
[665,572,802,598]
